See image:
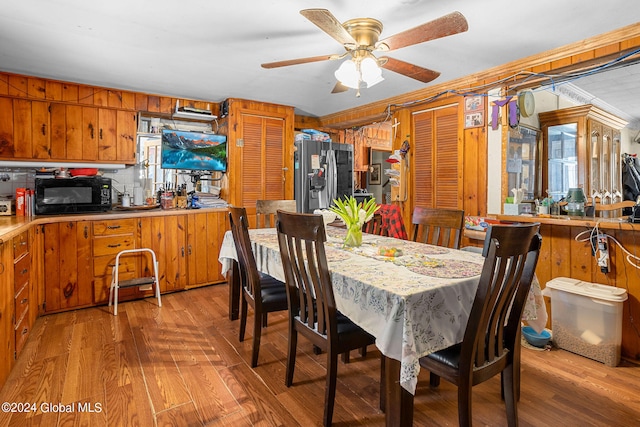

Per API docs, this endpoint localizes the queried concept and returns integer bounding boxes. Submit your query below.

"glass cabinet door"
[507,126,539,200]
[547,123,577,201]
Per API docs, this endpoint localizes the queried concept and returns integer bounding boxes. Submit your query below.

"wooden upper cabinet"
[0,93,136,164]
[98,108,117,161]
[116,109,136,163]
[31,101,50,159]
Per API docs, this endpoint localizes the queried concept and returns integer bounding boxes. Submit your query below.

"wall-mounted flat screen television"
[161,129,227,171]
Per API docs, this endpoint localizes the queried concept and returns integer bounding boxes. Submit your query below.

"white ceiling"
[1,1,639,125]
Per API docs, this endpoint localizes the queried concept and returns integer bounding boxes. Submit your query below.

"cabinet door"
[0,97,13,158]
[49,102,66,159]
[31,100,50,159]
[98,108,117,161]
[186,211,226,288]
[413,105,461,208]
[65,104,83,160]
[43,222,92,312]
[239,114,287,206]
[13,99,32,159]
[116,110,136,163]
[139,215,187,293]
[82,106,99,160]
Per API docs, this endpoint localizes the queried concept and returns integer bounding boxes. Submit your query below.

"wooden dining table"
[219,226,546,426]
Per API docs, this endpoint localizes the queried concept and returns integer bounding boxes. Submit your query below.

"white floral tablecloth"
[218,227,546,395]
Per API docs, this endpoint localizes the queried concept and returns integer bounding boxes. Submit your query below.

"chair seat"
[336,312,374,339]
[260,282,288,305]
[424,343,461,369]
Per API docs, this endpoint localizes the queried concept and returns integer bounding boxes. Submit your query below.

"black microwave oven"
[34,177,112,215]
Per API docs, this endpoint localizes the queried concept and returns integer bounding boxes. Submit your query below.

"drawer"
[15,310,30,356]
[93,235,136,257]
[14,283,29,326]
[13,231,28,260]
[14,254,30,293]
[92,219,136,236]
[93,254,137,278]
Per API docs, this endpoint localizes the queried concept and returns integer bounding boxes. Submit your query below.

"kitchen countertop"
[0,207,229,241]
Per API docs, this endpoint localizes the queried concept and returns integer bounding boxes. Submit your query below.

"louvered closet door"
[413,105,460,209]
[240,114,285,207]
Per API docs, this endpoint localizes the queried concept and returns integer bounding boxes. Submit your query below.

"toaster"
[0,199,11,216]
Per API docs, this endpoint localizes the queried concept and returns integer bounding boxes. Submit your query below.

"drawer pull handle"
[21,298,27,305]
[21,268,28,275]
[107,244,121,248]
[107,225,121,230]
[22,328,28,335]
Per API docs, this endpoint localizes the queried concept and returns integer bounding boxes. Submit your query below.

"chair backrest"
[463,223,542,377]
[256,199,297,228]
[363,212,385,236]
[593,200,636,218]
[228,206,262,302]
[411,207,465,249]
[276,210,338,338]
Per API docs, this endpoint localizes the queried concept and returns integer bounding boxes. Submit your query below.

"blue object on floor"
[521,326,551,348]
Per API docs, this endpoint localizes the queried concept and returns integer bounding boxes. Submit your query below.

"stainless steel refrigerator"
[294,140,353,213]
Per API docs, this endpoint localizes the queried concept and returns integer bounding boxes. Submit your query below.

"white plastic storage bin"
[545,277,627,366]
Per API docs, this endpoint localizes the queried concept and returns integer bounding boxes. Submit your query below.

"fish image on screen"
[161,129,227,171]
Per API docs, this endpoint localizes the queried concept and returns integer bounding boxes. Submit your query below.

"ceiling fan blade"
[380,57,441,83]
[300,9,357,47]
[261,54,335,69]
[376,11,468,52]
[331,82,349,94]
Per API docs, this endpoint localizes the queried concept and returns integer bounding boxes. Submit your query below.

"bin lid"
[545,277,628,302]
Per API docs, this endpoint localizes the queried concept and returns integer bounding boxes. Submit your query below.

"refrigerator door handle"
[327,149,337,205]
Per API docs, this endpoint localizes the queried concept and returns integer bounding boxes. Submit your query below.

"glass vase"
[344,223,363,247]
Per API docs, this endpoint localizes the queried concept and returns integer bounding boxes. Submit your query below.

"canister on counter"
[16,188,25,216]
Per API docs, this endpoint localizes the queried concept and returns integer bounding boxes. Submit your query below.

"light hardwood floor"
[1,284,639,426]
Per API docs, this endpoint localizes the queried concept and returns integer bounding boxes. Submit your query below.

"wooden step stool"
[108,248,161,315]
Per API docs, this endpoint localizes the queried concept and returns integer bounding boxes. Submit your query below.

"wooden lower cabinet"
[186,211,227,288]
[43,221,93,313]
[138,215,187,293]
[91,218,137,304]
[13,231,31,357]
[0,239,14,386]
[41,211,227,310]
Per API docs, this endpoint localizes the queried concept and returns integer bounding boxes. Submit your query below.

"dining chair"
[418,223,542,427]
[228,206,288,368]
[275,210,377,426]
[255,199,297,228]
[363,212,386,236]
[410,206,465,249]
[593,200,636,218]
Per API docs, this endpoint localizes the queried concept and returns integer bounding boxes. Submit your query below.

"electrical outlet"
[597,233,609,273]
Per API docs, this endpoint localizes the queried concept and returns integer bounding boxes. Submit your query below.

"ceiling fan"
[261,9,469,95]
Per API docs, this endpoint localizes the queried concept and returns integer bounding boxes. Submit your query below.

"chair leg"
[341,351,350,364]
[429,372,441,387]
[251,308,262,368]
[239,297,248,342]
[457,381,473,427]
[324,350,339,427]
[502,365,518,427]
[154,260,162,308]
[285,326,297,387]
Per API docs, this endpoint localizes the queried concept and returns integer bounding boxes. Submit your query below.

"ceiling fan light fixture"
[334,59,359,89]
[361,57,384,87]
